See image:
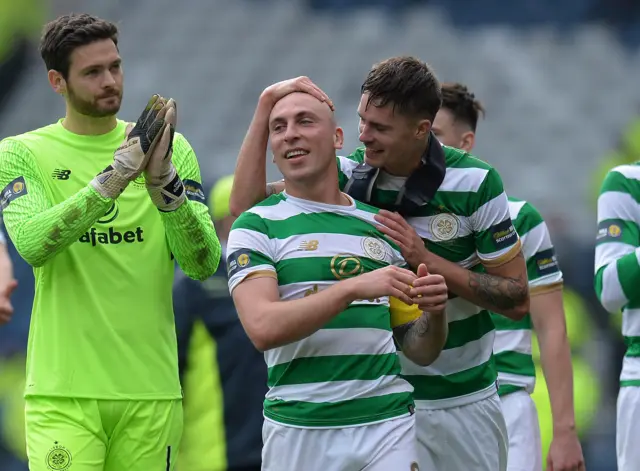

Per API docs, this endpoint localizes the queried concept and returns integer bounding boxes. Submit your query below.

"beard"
[67,85,123,118]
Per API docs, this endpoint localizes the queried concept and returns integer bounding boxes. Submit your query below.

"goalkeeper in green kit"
[0,13,221,471]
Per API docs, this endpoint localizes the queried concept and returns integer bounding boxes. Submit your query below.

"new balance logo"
[298,240,319,251]
[52,169,71,180]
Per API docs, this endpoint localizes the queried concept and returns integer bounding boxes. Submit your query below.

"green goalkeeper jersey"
[0,119,221,400]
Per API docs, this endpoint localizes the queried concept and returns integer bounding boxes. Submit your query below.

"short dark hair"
[39,13,119,78]
[361,56,442,121]
[440,82,485,131]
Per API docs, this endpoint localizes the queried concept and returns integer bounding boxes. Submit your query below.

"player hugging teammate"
[230,56,586,470]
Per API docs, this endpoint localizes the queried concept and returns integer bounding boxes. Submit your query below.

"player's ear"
[48,70,66,96]
[333,126,344,150]
[415,119,431,140]
[460,130,475,152]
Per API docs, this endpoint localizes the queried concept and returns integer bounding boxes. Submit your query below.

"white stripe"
[399,329,495,376]
[266,375,413,404]
[478,239,521,265]
[443,297,482,323]
[597,191,640,222]
[508,200,527,220]
[620,356,640,382]
[471,192,511,232]
[519,222,551,260]
[278,282,391,309]
[227,228,273,260]
[611,164,640,181]
[595,242,636,273]
[493,329,532,355]
[265,328,397,367]
[497,371,535,393]
[600,262,628,313]
[228,264,276,293]
[530,271,563,289]
[622,308,640,337]
[247,199,305,220]
[266,232,401,265]
[440,166,488,193]
[337,155,360,178]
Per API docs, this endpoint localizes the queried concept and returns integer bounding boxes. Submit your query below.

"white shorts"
[501,390,542,471]
[261,414,418,471]
[416,393,508,471]
[617,386,640,471]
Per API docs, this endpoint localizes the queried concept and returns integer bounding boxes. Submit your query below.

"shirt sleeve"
[0,138,113,267]
[515,202,563,295]
[336,149,364,191]
[594,167,640,313]
[226,211,277,294]
[160,133,222,281]
[471,167,521,267]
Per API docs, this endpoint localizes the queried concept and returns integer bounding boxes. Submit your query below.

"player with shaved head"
[226,88,449,470]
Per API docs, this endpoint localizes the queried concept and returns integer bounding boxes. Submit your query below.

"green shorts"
[25,396,183,471]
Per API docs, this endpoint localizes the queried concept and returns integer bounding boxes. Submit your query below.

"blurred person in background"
[595,159,640,471]
[230,57,529,471]
[431,82,585,471]
[0,225,17,325]
[0,12,221,471]
[174,174,267,471]
[0,0,45,116]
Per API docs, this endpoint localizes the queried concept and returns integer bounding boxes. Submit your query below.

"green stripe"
[403,360,497,400]
[235,248,272,266]
[497,384,525,397]
[444,311,494,350]
[494,351,535,377]
[275,256,387,285]
[617,251,640,303]
[601,167,640,204]
[620,380,640,387]
[594,267,604,302]
[268,353,400,387]
[255,194,284,207]
[237,210,382,240]
[323,304,392,331]
[475,219,517,257]
[264,392,413,427]
[624,337,640,357]
[511,200,543,235]
[423,233,476,264]
[491,312,531,330]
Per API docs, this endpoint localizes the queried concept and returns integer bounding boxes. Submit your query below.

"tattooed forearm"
[396,315,430,350]
[467,252,528,311]
[393,312,447,366]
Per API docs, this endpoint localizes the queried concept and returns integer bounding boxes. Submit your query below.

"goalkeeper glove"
[143,99,187,212]
[90,94,170,199]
